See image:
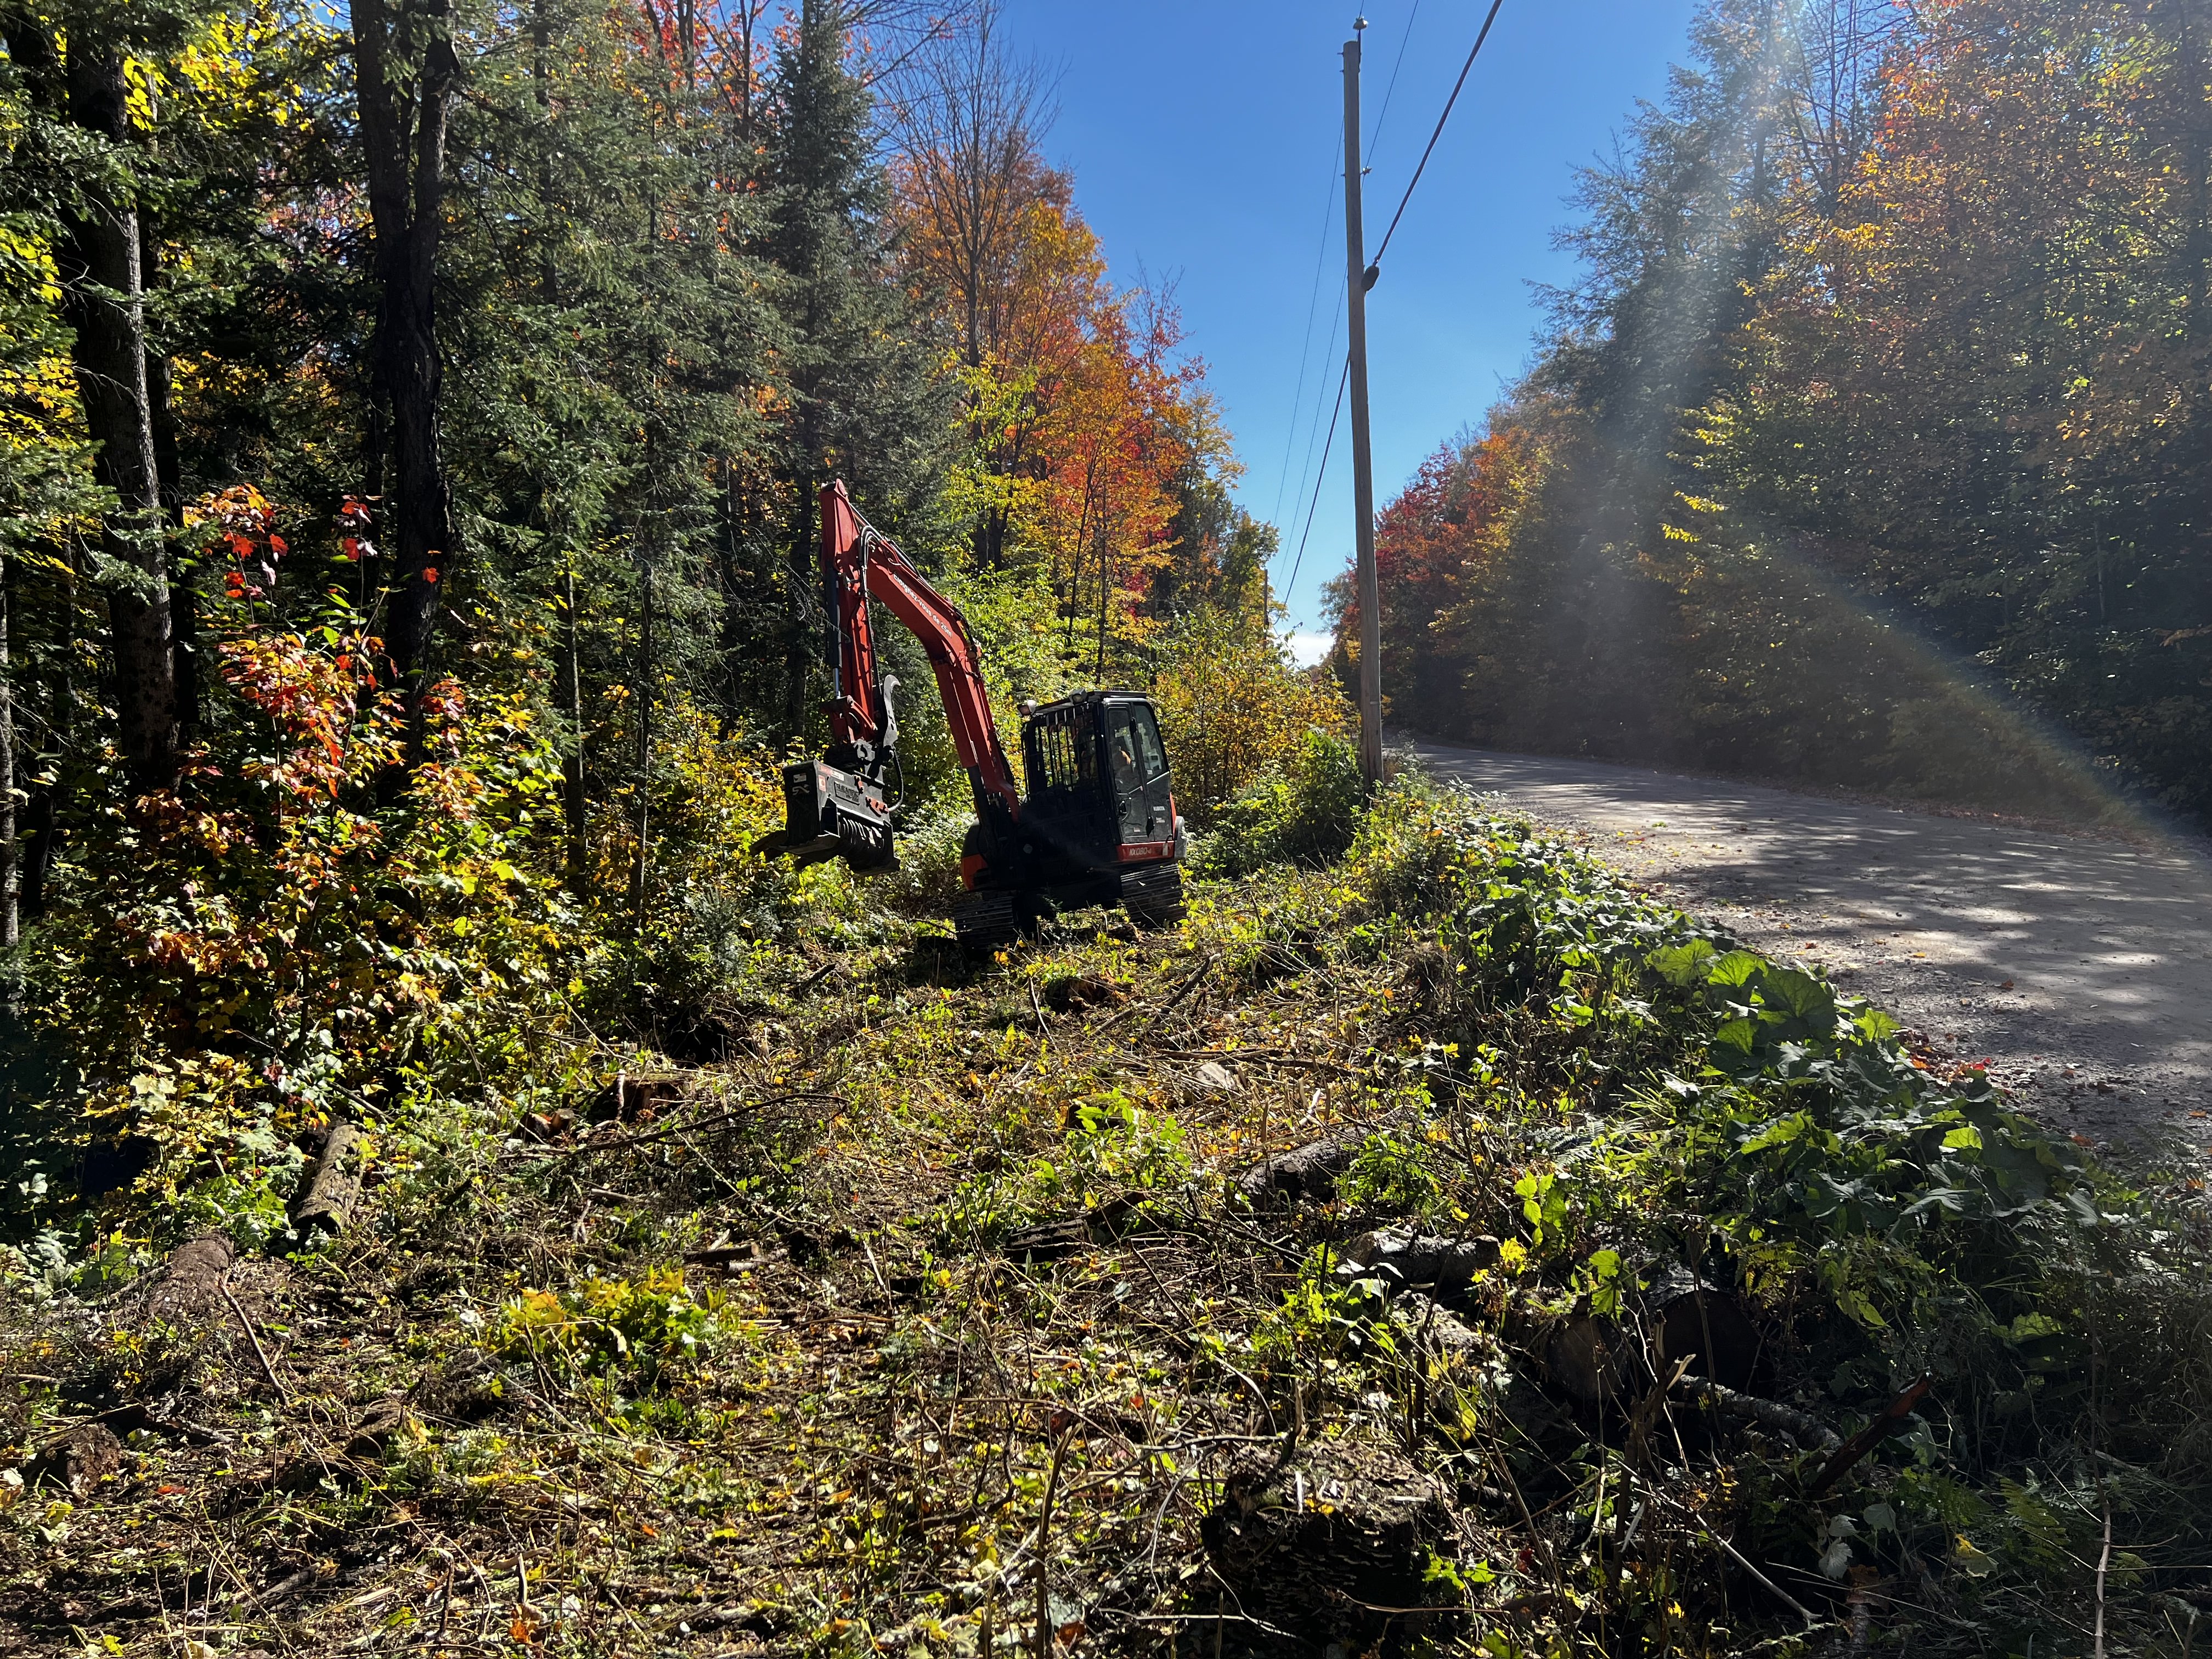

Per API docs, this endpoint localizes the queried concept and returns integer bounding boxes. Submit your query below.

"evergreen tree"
[758,0,950,740]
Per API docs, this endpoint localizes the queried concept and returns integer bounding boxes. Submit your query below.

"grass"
[5,776,2211,1658]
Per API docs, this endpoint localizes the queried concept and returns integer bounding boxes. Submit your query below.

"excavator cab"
[947,690,1186,943]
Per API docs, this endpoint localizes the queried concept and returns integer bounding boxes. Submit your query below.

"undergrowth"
[1,773,2206,1659]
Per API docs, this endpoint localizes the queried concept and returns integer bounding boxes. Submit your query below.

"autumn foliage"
[1347,0,2211,823]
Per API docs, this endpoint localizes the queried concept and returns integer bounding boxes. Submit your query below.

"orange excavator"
[761,481,1187,948]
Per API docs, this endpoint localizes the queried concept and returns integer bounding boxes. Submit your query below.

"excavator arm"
[769,482,1018,869]
[816,482,1020,814]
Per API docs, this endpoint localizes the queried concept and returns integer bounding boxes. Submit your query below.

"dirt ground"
[1412,739,2212,1148]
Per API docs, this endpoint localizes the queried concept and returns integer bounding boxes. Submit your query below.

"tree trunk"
[55,41,177,787]
[632,556,653,928]
[353,0,460,693]
[0,556,15,950]
[143,229,198,748]
[19,545,75,923]
[561,560,589,895]
[783,464,815,741]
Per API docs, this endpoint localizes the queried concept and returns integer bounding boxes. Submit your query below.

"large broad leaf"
[1757,967,1835,1027]
[1649,939,1719,987]
[1738,1111,1813,1155]
[1852,1006,1901,1043]
[1706,951,1765,988]
[1713,1017,1758,1054]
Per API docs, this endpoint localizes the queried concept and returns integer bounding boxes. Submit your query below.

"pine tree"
[758,0,950,740]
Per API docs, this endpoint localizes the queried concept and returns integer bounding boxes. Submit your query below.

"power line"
[1269,134,1344,531]
[1282,357,1351,608]
[1368,0,1505,276]
[1367,0,1420,160]
[1270,4,1415,588]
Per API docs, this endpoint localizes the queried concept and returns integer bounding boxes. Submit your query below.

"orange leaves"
[895,144,1209,644]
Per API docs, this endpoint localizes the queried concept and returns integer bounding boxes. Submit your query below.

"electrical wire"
[1269,136,1344,531]
[1367,0,1420,161]
[1281,357,1351,608]
[1368,0,1506,276]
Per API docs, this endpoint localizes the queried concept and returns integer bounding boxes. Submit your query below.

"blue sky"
[996,1,1705,651]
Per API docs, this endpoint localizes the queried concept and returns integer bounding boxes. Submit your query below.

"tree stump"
[1648,1266,1761,1390]
[1201,1437,1457,1655]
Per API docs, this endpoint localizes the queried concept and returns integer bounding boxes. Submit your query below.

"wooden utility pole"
[1342,24,1383,789]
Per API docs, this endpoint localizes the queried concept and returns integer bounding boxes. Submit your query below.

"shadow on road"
[1413,742,2212,1142]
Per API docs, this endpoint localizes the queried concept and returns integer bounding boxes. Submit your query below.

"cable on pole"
[1270,136,1344,530]
[1368,0,1420,159]
[1367,0,1505,281]
[1282,357,1351,608]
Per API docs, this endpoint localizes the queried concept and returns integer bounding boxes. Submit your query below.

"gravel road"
[1412,740,2212,1147]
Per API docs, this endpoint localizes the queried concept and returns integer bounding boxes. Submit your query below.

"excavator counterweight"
[758,482,1186,944]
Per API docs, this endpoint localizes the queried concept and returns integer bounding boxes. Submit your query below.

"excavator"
[761,481,1187,948]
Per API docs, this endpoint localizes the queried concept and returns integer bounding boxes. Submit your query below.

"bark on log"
[144,1232,235,1327]
[1648,1265,1761,1390]
[1235,1114,1405,1203]
[1548,1314,1630,1408]
[1682,1379,1841,1452]
[26,1421,122,1497]
[293,1121,365,1234]
[1391,1290,1484,1356]
[1341,1227,1499,1294]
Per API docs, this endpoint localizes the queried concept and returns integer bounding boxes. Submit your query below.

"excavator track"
[1120,863,1187,929]
[951,890,1020,950]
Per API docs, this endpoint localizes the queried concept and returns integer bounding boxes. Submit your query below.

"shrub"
[497,1267,735,1385]
[1194,727,1364,877]
[1150,607,1352,821]
[23,613,579,1269]
[619,699,860,1052]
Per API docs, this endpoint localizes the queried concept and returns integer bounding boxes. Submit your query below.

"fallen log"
[1234,1114,1407,1203]
[144,1232,235,1327]
[292,1120,364,1235]
[1391,1291,1484,1356]
[1339,1227,1499,1294]
[1681,1378,1841,1452]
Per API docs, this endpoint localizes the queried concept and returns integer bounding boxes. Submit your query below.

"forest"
[0,0,1338,1124]
[1339,0,2212,828]
[7,1,2212,1656]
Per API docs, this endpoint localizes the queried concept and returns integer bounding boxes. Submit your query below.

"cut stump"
[1201,1437,1457,1654]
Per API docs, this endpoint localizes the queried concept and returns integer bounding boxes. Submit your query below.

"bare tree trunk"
[19,543,77,923]
[561,560,588,894]
[783,453,816,741]
[0,557,16,950]
[353,0,461,693]
[53,40,177,787]
[143,228,198,748]
[632,557,653,929]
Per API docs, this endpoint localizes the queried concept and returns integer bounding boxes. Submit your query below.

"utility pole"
[1342,22,1383,789]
